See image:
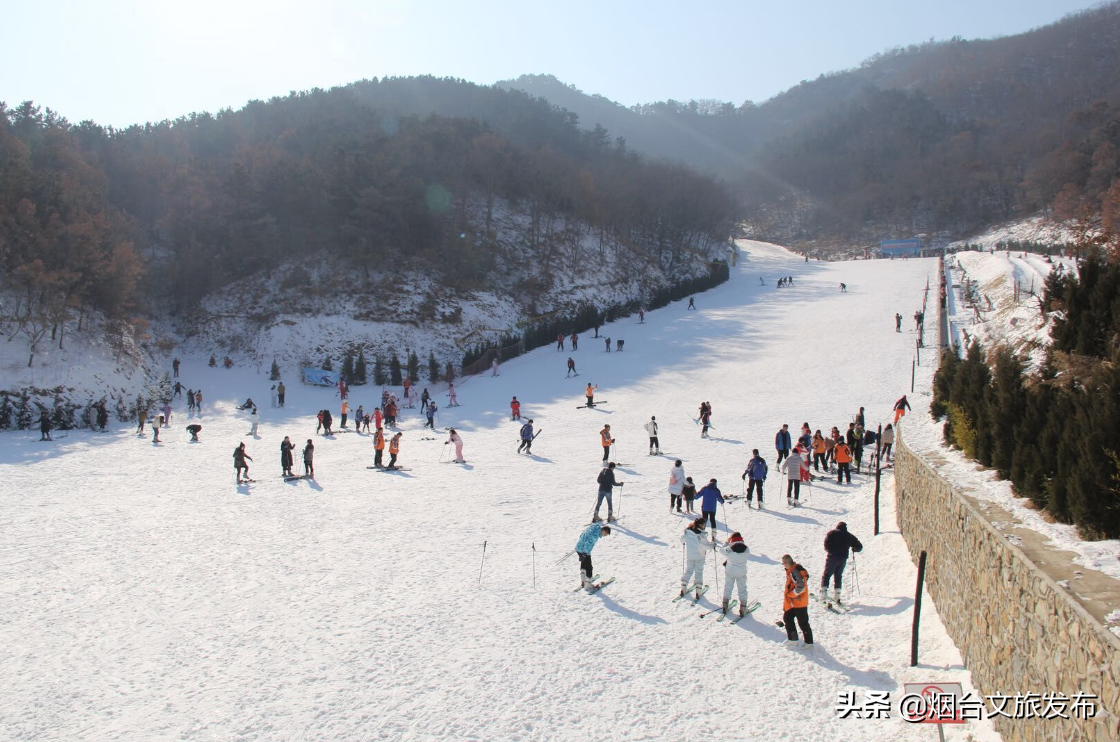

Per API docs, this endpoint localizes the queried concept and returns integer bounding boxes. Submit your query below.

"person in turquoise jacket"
[575,523,611,591]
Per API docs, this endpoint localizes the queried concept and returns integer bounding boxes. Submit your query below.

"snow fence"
[894,427,1120,742]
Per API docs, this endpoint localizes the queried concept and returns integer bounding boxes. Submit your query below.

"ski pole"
[555,549,574,565]
[477,540,487,586]
[532,543,537,588]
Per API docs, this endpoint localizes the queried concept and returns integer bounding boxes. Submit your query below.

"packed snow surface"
[0,243,1001,741]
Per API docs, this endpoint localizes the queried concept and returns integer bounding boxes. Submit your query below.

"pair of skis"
[811,593,852,613]
[574,574,615,593]
[698,599,762,623]
[673,584,709,604]
[578,400,608,409]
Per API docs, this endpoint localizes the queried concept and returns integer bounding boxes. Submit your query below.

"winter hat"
[728,532,743,544]
[709,478,717,485]
[837,521,847,531]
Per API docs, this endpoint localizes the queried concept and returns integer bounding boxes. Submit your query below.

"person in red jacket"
[510,396,521,421]
[893,395,912,424]
[780,554,813,646]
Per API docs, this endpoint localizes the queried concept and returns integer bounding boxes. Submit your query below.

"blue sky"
[1,0,1102,127]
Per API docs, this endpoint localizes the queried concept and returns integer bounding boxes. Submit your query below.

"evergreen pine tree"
[16,392,32,429]
[322,355,333,372]
[374,356,386,386]
[445,362,455,383]
[51,394,70,431]
[389,352,403,386]
[270,359,281,381]
[157,373,173,404]
[428,351,439,383]
[354,348,368,385]
[116,394,130,422]
[407,350,420,383]
[341,351,355,382]
[0,394,12,430]
[134,394,147,420]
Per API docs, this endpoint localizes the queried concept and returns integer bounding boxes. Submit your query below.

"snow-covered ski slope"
[0,241,1001,742]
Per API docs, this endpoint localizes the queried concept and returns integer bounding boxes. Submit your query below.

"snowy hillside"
[0,244,1002,742]
[169,200,719,371]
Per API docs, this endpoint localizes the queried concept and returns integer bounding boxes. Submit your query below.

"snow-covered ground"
[946,215,1079,252]
[0,242,1001,742]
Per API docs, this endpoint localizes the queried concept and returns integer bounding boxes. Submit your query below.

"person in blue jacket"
[575,523,611,591]
[697,478,724,534]
[741,449,768,508]
[518,419,535,454]
[775,424,792,466]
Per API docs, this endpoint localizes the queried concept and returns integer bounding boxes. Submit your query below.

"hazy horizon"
[1,0,1104,128]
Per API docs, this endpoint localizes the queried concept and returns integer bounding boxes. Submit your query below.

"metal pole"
[874,424,882,536]
[477,540,487,586]
[911,360,916,393]
[911,550,927,667]
[916,339,921,366]
[532,543,537,589]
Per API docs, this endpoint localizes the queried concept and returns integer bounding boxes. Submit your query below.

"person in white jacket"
[248,406,259,437]
[668,459,685,512]
[680,518,712,600]
[720,531,751,617]
[781,447,805,506]
[644,415,660,455]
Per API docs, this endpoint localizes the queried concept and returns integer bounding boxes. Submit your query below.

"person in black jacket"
[820,521,863,605]
[280,436,295,477]
[593,462,623,523]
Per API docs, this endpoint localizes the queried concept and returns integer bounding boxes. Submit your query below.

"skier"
[209,355,217,367]
[518,419,535,454]
[448,383,459,407]
[668,459,685,512]
[270,385,278,407]
[341,400,349,429]
[373,427,386,468]
[566,357,577,377]
[160,403,171,426]
[775,424,792,465]
[446,428,465,463]
[781,447,805,506]
[195,390,203,416]
[37,411,53,441]
[510,396,521,421]
[811,431,827,471]
[604,337,611,353]
[316,410,324,434]
[759,276,765,285]
[599,424,614,463]
[97,401,108,431]
[645,416,660,455]
[700,404,712,439]
[277,381,286,407]
[186,424,202,442]
[186,389,195,414]
[778,554,814,646]
[575,522,611,592]
[248,407,259,437]
[687,297,696,310]
[491,357,500,377]
[682,476,697,514]
[234,442,252,484]
[639,310,645,323]
[281,436,295,477]
[237,398,255,411]
[172,357,180,377]
[895,313,902,332]
[720,531,751,617]
[585,383,598,408]
[570,332,578,351]
[173,381,183,398]
[893,395,911,424]
[374,406,383,431]
[881,424,895,459]
[387,432,403,469]
[742,449,768,508]
[593,462,623,523]
[556,333,565,351]
[679,518,712,599]
[616,339,624,352]
[137,408,148,435]
[820,521,863,605]
[421,387,431,411]
[839,283,847,292]
[697,478,724,534]
[384,400,397,427]
[153,417,163,443]
[303,439,315,477]
[355,405,365,430]
[425,401,437,429]
[834,440,853,484]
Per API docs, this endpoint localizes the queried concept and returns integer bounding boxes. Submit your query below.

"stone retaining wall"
[894,432,1120,742]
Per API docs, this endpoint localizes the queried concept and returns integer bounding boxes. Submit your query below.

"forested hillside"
[0,79,736,364]
[503,2,1120,247]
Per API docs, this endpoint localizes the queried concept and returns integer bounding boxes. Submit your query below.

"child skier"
[680,518,712,599]
[575,523,610,592]
[446,428,465,463]
[668,459,685,512]
[720,531,751,617]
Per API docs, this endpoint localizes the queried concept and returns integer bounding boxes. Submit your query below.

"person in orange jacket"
[585,383,598,408]
[510,396,521,421]
[780,554,814,646]
[600,424,614,463]
[373,427,386,468]
[834,440,853,484]
[811,431,827,472]
[387,432,402,470]
[340,399,350,429]
[893,394,911,424]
